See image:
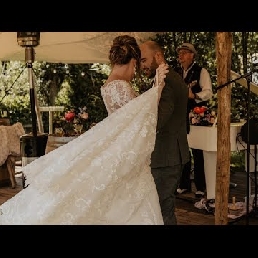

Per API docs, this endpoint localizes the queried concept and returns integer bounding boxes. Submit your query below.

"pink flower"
[65,111,75,122]
[80,112,88,120]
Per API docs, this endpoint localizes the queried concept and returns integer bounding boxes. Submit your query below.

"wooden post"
[215,32,233,225]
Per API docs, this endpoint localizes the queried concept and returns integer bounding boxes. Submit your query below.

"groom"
[140,40,190,225]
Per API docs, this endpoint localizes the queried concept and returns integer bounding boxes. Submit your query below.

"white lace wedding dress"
[0,80,163,225]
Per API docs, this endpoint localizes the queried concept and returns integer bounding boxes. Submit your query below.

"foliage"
[230,32,258,120]
[230,151,245,173]
[0,61,43,126]
[35,62,67,106]
[64,63,108,131]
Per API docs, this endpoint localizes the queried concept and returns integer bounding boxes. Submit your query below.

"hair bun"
[109,35,141,68]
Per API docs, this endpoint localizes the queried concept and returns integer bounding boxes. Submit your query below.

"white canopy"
[0,32,160,64]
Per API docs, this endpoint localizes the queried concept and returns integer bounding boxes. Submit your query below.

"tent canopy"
[0,32,160,64]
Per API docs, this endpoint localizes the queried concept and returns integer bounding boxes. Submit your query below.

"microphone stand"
[17,32,48,170]
[245,72,251,225]
[245,72,258,220]
[216,72,252,91]
[25,46,37,137]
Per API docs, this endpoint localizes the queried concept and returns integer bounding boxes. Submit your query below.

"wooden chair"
[0,118,12,187]
[0,120,24,188]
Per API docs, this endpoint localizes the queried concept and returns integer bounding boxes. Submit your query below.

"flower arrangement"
[53,106,89,136]
[189,106,217,126]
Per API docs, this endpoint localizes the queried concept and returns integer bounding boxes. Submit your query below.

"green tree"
[0,61,42,125]
[65,63,108,130]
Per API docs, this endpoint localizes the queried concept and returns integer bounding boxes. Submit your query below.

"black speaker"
[241,118,258,145]
[20,133,48,157]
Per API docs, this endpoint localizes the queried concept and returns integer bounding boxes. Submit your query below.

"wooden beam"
[215,32,233,225]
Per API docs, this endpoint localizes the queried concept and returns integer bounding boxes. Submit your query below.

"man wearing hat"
[174,42,213,198]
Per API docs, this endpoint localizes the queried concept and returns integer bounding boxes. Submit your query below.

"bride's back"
[101,80,137,115]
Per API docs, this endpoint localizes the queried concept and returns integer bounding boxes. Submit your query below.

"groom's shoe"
[195,191,205,198]
[176,188,191,195]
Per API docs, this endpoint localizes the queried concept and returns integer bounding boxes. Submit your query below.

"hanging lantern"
[17,32,40,48]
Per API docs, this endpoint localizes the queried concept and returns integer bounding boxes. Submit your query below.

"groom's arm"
[156,77,174,131]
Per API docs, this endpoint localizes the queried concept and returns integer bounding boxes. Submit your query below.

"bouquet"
[53,106,89,136]
[189,106,216,126]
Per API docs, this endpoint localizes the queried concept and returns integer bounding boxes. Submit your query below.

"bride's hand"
[154,63,169,88]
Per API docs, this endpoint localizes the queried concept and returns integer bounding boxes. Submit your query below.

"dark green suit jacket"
[151,67,190,168]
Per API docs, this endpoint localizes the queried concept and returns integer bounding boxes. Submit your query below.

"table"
[187,122,244,199]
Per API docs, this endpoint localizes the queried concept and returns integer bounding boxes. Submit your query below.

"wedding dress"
[0,80,163,225]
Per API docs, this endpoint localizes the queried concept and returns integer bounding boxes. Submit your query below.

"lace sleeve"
[101,80,138,115]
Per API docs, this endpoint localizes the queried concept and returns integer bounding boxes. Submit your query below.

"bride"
[0,35,168,225]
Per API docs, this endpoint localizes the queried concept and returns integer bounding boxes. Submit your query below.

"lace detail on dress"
[101,80,138,115]
[0,87,163,225]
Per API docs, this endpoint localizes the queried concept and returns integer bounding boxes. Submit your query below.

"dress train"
[0,86,163,225]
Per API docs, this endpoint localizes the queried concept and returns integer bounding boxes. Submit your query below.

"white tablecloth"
[187,122,244,199]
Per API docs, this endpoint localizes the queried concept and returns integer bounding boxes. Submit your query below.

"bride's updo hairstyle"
[109,35,141,74]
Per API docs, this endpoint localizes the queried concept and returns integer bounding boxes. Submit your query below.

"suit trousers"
[151,164,182,225]
[179,149,206,192]
[178,151,192,191]
[191,148,206,192]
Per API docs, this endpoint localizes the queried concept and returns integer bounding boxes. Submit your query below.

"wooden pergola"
[215,32,234,225]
